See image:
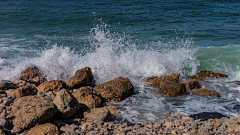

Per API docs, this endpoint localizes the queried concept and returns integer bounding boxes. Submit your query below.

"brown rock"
[37,80,67,92]
[12,79,28,87]
[83,107,111,121]
[150,73,180,87]
[180,79,201,90]
[27,123,59,135]
[104,106,118,115]
[8,96,57,130]
[211,118,221,128]
[72,87,102,109]
[67,67,95,89]
[232,125,240,133]
[17,84,38,96]
[159,81,186,96]
[19,66,47,85]
[0,128,6,135]
[11,90,23,99]
[94,77,134,102]
[191,89,221,97]
[189,70,228,80]
[53,89,81,119]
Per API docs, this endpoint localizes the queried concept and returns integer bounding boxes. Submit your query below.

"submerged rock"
[159,81,186,96]
[72,87,102,109]
[180,79,201,90]
[143,73,180,87]
[19,66,47,85]
[0,80,17,90]
[189,70,228,80]
[37,80,67,92]
[191,88,221,97]
[94,77,134,102]
[67,67,95,89]
[8,96,57,131]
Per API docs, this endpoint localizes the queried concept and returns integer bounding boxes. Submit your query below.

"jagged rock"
[0,80,17,90]
[72,87,102,109]
[67,67,95,89]
[19,66,47,85]
[180,79,201,90]
[83,107,112,122]
[189,70,228,80]
[191,89,221,97]
[159,81,186,96]
[53,89,81,119]
[12,79,28,87]
[27,123,59,135]
[94,77,134,102]
[7,96,57,130]
[37,80,67,92]
[143,73,180,87]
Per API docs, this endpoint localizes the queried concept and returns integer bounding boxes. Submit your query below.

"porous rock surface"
[143,73,180,87]
[37,80,67,92]
[159,81,186,96]
[180,79,201,90]
[94,77,134,102]
[19,66,47,84]
[67,67,95,89]
[7,96,57,130]
[191,88,221,97]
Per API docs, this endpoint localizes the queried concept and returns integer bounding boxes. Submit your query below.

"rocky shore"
[0,66,239,135]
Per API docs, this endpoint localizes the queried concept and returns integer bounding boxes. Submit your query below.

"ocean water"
[1,0,240,123]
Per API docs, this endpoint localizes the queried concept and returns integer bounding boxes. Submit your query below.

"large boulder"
[67,67,95,89]
[189,70,228,80]
[72,87,102,109]
[143,73,180,87]
[94,77,134,102]
[37,80,67,92]
[53,89,81,119]
[159,81,186,96]
[180,79,201,90]
[0,80,17,90]
[7,96,57,131]
[83,107,112,122]
[27,123,59,135]
[191,89,221,97]
[19,66,47,85]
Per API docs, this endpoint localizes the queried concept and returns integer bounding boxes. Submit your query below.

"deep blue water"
[1,0,240,123]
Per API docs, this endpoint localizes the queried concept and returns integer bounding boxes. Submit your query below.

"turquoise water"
[1,0,240,123]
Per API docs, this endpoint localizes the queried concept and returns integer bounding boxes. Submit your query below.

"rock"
[10,90,23,99]
[27,123,59,135]
[7,85,38,99]
[94,77,134,102]
[37,91,46,97]
[84,107,112,122]
[189,70,228,80]
[144,73,180,87]
[72,87,102,109]
[12,79,28,87]
[0,80,17,90]
[81,123,92,131]
[0,116,10,128]
[0,128,6,135]
[191,89,221,97]
[37,80,67,92]
[45,91,56,101]
[104,106,118,115]
[211,118,221,128]
[159,81,186,96]
[67,67,95,89]
[53,89,81,119]
[232,125,240,133]
[164,121,174,128]
[19,66,47,85]
[189,112,227,121]
[8,96,57,130]
[180,79,201,90]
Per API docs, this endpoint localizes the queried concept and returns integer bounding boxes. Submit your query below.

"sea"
[0,0,240,123]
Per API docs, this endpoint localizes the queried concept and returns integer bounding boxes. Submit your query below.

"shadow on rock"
[189,112,228,121]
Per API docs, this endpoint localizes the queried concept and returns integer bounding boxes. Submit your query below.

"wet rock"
[84,107,112,122]
[27,123,59,135]
[37,80,67,92]
[72,87,102,109]
[180,79,201,90]
[191,89,221,97]
[0,80,17,90]
[159,81,186,96]
[0,116,10,128]
[8,96,57,130]
[12,79,28,87]
[67,67,95,89]
[53,89,81,119]
[189,70,228,80]
[189,112,227,121]
[94,77,134,102]
[145,73,180,87]
[19,66,47,85]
